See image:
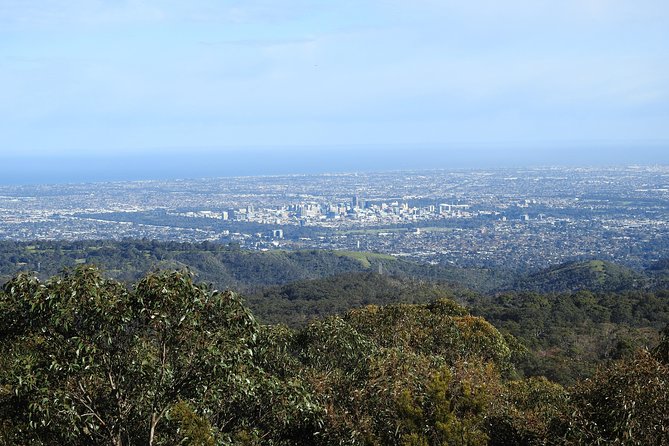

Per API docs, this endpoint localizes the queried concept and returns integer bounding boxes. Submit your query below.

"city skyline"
[2,166,668,271]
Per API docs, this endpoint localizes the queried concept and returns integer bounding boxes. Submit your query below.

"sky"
[1,0,668,182]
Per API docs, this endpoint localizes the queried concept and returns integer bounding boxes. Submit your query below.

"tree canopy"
[1,267,668,445]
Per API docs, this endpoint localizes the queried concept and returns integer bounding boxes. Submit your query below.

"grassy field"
[335,251,396,268]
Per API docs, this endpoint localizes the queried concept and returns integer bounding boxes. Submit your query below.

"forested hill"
[246,272,474,326]
[3,240,669,294]
[3,240,667,384]
[0,240,509,292]
[648,257,669,289]
[245,271,669,385]
[1,267,668,445]
[507,260,648,293]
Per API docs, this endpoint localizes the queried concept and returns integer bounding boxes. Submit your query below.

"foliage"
[284,299,515,444]
[344,301,512,374]
[397,363,494,446]
[2,266,669,445]
[248,272,470,327]
[510,260,648,294]
[0,267,319,445]
[247,272,463,326]
[486,376,570,445]
[169,400,216,446]
[0,240,504,294]
[566,350,669,445]
[470,289,669,384]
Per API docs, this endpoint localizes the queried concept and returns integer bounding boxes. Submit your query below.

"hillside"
[648,257,669,289]
[3,241,669,386]
[7,241,668,296]
[0,240,508,292]
[508,260,648,293]
[246,270,669,385]
[246,271,472,326]
[468,287,669,384]
[2,267,668,445]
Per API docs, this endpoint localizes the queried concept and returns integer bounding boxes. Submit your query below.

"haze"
[1,1,668,183]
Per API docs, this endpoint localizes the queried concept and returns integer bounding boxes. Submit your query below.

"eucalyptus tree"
[0,267,259,445]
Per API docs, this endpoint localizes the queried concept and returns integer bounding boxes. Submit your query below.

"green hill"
[509,260,648,293]
[247,269,669,385]
[0,240,508,293]
[648,257,669,289]
[2,267,668,445]
[246,271,469,326]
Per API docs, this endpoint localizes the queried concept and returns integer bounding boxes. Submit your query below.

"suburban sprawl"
[2,166,669,271]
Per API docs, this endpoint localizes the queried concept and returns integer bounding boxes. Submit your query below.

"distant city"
[2,166,669,271]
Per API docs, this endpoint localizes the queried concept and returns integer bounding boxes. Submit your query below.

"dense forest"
[2,240,669,293]
[1,267,668,445]
[0,240,507,293]
[1,241,669,444]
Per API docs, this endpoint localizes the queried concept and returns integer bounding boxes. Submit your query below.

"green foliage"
[283,299,514,445]
[567,350,669,445]
[511,260,648,294]
[395,361,498,446]
[2,265,669,445]
[471,289,669,384]
[344,301,512,373]
[486,377,570,445]
[0,267,312,445]
[0,240,505,294]
[248,272,472,326]
[429,367,489,445]
[169,400,216,446]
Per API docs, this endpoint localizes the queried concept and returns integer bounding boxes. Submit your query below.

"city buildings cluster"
[1,167,668,270]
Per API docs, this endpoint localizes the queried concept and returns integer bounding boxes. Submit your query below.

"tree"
[567,350,669,445]
[0,267,257,445]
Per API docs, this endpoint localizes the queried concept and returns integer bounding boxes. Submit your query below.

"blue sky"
[1,0,668,179]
